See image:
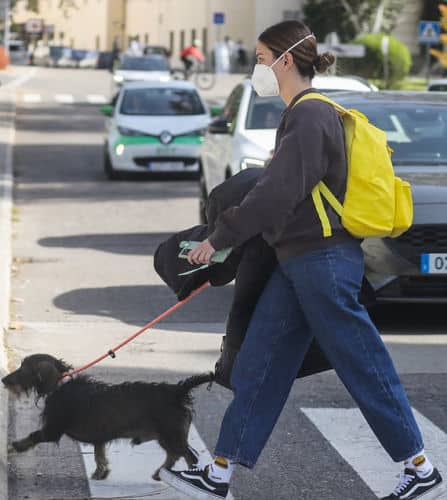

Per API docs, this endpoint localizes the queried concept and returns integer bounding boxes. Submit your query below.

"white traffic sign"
[25,18,43,34]
[418,21,440,44]
[381,35,390,56]
[317,43,365,58]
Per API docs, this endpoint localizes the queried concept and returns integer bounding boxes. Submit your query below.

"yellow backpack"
[295,93,413,239]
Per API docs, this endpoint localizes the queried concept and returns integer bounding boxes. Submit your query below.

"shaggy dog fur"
[2,353,214,480]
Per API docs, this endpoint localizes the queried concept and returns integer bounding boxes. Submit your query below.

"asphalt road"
[3,67,447,500]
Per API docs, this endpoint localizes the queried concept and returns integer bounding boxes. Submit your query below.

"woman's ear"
[282,52,294,70]
[35,361,61,395]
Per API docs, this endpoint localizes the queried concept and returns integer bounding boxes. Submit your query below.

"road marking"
[81,424,234,499]
[23,93,41,103]
[55,94,75,104]
[1,67,38,89]
[87,94,108,104]
[302,407,447,498]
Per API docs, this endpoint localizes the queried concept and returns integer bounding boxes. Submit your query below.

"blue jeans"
[214,241,423,467]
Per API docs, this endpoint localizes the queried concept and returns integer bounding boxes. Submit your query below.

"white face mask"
[251,33,315,97]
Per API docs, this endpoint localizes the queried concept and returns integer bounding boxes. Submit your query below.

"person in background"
[160,19,444,500]
[236,39,248,70]
[180,39,205,76]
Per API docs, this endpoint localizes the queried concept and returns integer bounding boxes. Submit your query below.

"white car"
[427,78,447,91]
[101,81,210,179]
[199,77,375,222]
[8,40,29,65]
[113,55,171,87]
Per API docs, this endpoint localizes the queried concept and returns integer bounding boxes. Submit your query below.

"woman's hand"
[187,239,216,265]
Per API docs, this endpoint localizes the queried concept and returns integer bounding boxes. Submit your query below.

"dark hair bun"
[314,52,335,73]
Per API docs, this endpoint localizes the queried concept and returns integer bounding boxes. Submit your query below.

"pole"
[4,0,10,57]
[426,43,431,84]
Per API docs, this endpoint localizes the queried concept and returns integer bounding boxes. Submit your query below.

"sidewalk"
[0,86,16,500]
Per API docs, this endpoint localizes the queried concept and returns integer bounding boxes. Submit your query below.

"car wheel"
[199,170,208,224]
[104,147,120,180]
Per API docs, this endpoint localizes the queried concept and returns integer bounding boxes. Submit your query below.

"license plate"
[148,161,183,172]
[420,253,447,274]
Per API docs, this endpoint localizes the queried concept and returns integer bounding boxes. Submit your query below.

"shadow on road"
[53,284,233,327]
[39,232,176,256]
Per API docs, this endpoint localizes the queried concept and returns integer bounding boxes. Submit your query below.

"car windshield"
[428,84,447,91]
[245,94,285,129]
[119,56,169,71]
[246,90,365,130]
[350,103,447,166]
[120,88,205,116]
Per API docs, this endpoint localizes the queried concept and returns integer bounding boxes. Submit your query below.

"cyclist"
[180,39,205,77]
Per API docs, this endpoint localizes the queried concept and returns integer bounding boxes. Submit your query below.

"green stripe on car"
[114,135,204,149]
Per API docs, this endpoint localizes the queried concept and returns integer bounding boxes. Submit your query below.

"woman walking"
[160,20,443,500]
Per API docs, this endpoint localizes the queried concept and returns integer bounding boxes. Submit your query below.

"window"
[95,35,100,50]
[180,30,185,51]
[119,56,169,71]
[120,88,205,116]
[191,28,196,44]
[245,93,285,130]
[351,102,447,166]
[223,84,244,132]
[144,33,149,44]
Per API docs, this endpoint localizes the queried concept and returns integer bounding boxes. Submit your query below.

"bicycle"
[171,60,216,91]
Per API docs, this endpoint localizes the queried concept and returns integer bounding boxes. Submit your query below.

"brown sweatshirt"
[208,88,357,261]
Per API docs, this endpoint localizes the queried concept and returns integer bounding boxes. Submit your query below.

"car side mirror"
[99,104,114,116]
[208,116,230,134]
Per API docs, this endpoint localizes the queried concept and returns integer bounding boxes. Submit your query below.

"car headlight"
[113,74,124,83]
[118,126,152,137]
[240,157,266,170]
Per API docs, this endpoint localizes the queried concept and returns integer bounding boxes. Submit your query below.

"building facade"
[12,0,306,55]
[12,0,424,57]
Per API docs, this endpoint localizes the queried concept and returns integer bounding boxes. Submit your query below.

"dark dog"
[2,354,213,481]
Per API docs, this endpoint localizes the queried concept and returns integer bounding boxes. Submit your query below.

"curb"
[0,88,16,500]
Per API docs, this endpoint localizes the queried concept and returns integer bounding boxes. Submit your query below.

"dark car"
[332,91,447,302]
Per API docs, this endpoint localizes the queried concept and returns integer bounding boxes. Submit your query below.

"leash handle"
[60,281,210,380]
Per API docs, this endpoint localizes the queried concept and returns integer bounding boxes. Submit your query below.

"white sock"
[404,450,434,478]
[207,456,234,483]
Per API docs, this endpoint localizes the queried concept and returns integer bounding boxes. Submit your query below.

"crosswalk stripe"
[54,94,75,104]
[20,93,108,104]
[80,424,234,499]
[302,407,447,498]
[23,93,41,103]
[87,94,108,104]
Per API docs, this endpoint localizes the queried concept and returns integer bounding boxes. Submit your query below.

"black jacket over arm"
[155,168,375,379]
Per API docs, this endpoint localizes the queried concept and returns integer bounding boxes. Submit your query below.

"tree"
[10,0,39,12]
[304,0,405,42]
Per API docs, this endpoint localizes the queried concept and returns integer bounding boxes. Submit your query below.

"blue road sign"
[213,12,225,25]
[418,21,440,44]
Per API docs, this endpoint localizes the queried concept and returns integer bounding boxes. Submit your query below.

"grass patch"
[370,78,427,91]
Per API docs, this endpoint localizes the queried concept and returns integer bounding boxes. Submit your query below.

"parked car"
[113,55,171,86]
[54,48,76,68]
[78,50,99,68]
[97,51,114,70]
[8,40,29,65]
[427,78,447,91]
[200,77,375,216]
[202,88,447,302]
[100,80,210,179]
[143,45,171,57]
[32,44,65,67]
